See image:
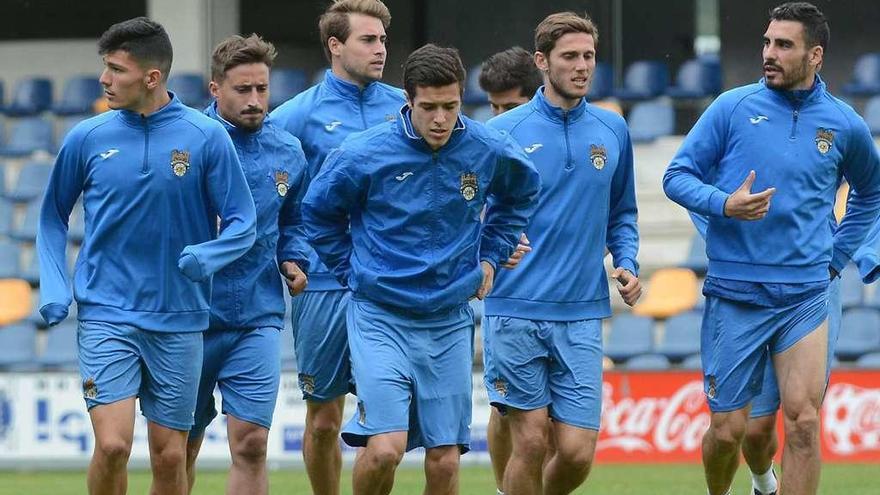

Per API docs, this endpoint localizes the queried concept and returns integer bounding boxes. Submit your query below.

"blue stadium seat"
[842,53,880,97]
[605,314,654,362]
[666,58,722,99]
[4,160,53,202]
[464,65,489,106]
[269,68,308,110]
[0,198,13,237]
[657,311,702,361]
[38,320,79,371]
[53,76,102,116]
[55,115,87,152]
[625,353,671,370]
[281,319,297,371]
[312,68,329,86]
[855,351,880,368]
[863,96,880,136]
[468,105,494,123]
[680,353,702,370]
[0,240,22,279]
[680,232,708,276]
[628,99,674,143]
[10,199,40,242]
[19,248,39,285]
[0,322,38,370]
[614,60,669,101]
[836,307,880,361]
[839,263,864,309]
[168,73,209,108]
[5,77,53,116]
[0,117,54,157]
[586,62,613,101]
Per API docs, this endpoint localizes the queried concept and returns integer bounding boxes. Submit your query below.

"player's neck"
[132,87,172,117]
[543,85,581,111]
[330,65,371,90]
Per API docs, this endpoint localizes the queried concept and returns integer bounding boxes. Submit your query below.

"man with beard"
[184,34,309,495]
[269,2,405,493]
[483,12,641,495]
[663,3,880,494]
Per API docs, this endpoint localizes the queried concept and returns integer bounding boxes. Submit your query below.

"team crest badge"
[815,128,834,154]
[460,172,478,201]
[83,377,98,400]
[274,170,290,197]
[706,375,717,400]
[298,373,316,395]
[385,113,396,122]
[590,144,607,170]
[171,149,190,177]
[494,379,508,397]
[357,400,367,425]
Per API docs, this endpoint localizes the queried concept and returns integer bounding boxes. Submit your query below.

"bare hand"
[723,170,776,220]
[280,261,308,296]
[475,261,495,300]
[611,267,641,306]
[501,233,532,269]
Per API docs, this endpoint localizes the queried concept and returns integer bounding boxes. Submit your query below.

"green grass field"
[0,464,875,494]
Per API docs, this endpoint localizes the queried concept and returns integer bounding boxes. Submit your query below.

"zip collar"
[323,69,383,101]
[533,86,587,123]
[761,74,826,107]
[397,104,466,152]
[204,100,262,144]
[118,92,187,128]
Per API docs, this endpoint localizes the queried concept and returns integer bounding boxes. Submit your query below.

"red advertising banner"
[595,370,880,463]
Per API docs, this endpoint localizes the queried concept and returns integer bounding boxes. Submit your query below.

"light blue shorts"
[291,290,352,401]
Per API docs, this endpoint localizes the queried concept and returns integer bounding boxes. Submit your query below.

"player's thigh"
[773,321,828,413]
[547,319,603,430]
[218,327,282,430]
[138,329,203,431]
[482,316,551,412]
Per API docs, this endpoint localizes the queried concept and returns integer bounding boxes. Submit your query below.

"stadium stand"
[168,73,209,108]
[3,160,52,203]
[0,278,30,325]
[0,241,22,279]
[613,60,669,102]
[666,57,722,100]
[680,353,702,370]
[586,62,613,101]
[55,115,87,152]
[840,263,865,309]
[52,76,102,116]
[463,64,488,106]
[0,321,37,370]
[680,232,708,276]
[855,351,880,368]
[37,320,78,371]
[656,311,702,361]
[632,267,699,319]
[625,353,671,370]
[269,68,309,110]
[842,52,880,97]
[0,80,5,112]
[0,116,54,157]
[835,307,880,361]
[604,313,654,362]
[10,199,40,242]
[19,248,39,286]
[864,95,880,136]
[0,197,13,236]
[628,98,675,143]
[4,77,53,116]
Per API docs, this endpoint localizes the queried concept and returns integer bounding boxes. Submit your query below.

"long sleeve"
[277,150,310,272]
[831,116,880,273]
[481,135,541,267]
[663,98,730,217]
[301,149,360,285]
[177,126,256,281]
[606,129,640,275]
[37,133,85,325]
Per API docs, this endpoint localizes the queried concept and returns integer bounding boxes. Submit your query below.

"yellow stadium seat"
[632,268,699,319]
[0,279,32,325]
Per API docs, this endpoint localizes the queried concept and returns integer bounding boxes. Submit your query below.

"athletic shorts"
[291,290,352,401]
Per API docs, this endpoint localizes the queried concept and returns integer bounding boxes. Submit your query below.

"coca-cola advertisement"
[595,370,880,463]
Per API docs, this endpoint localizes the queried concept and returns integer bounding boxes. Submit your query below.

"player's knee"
[94,437,132,465]
[365,443,404,471]
[556,443,595,473]
[425,449,460,480]
[783,408,820,451]
[512,429,548,463]
[709,418,746,452]
[308,415,342,442]
[743,425,774,452]
[231,428,269,464]
[151,444,186,473]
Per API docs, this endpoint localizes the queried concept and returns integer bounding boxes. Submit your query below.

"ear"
[144,68,163,90]
[328,36,344,57]
[209,80,220,99]
[534,51,549,72]
[810,45,824,69]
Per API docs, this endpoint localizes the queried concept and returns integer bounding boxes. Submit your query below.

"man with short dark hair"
[269,2,404,491]
[302,43,541,495]
[663,3,880,494]
[479,46,542,116]
[37,17,256,495]
[183,33,308,495]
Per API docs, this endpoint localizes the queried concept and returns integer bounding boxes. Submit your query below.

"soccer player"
[483,12,641,495]
[269,2,404,492]
[183,34,309,495]
[662,3,880,494]
[302,44,540,495]
[37,18,256,495]
[479,46,543,117]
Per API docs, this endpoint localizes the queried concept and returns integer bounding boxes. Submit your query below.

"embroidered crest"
[171,149,191,177]
[706,375,717,400]
[83,377,98,400]
[385,113,396,122]
[494,379,508,397]
[590,144,607,170]
[298,373,315,395]
[815,128,834,154]
[460,172,478,201]
[357,400,367,425]
[274,170,290,197]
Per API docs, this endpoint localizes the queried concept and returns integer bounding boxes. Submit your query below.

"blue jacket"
[485,89,639,321]
[205,102,308,331]
[664,77,880,283]
[37,93,257,331]
[270,69,406,291]
[301,107,541,314]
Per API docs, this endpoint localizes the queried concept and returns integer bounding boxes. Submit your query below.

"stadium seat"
[0,241,22,279]
[604,313,654,362]
[855,351,880,368]
[633,267,699,319]
[586,62,613,101]
[4,160,52,203]
[680,232,708,276]
[269,68,308,110]
[38,320,79,371]
[680,353,702,370]
[864,96,880,136]
[666,58,722,99]
[0,278,31,325]
[55,115,86,152]
[168,73,209,108]
[0,116,54,157]
[463,65,489,106]
[627,98,674,143]
[656,311,702,361]
[19,248,39,285]
[4,77,53,116]
[0,197,13,236]
[10,199,40,242]
[625,353,671,370]
[842,53,880,97]
[835,307,880,361]
[53,76,102,115]
[839,263,864,309]
[613,60,669,102]
[0,321,38,370]
[468,105,494,123]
